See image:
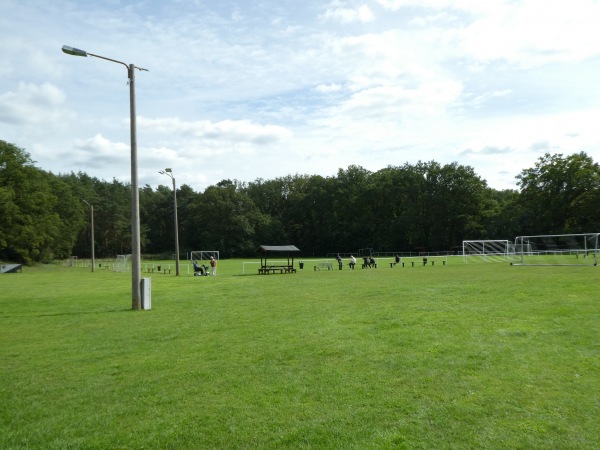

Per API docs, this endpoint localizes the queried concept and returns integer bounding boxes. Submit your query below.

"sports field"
[1,258,598,448]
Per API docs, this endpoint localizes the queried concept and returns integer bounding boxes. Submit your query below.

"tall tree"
[140,184,172,254]
[331,165,373,252]
[0,141,64,263]
[93,179,133,257]
[423,161,490,249]
[516,152,600,234]
[188,179,264,257]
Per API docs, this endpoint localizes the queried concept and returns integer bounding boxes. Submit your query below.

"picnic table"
[258,265,297,274]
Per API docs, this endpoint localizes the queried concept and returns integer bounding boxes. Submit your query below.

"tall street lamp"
[159,168,180,276]
[62,45,147,310]
[82,200,95,272]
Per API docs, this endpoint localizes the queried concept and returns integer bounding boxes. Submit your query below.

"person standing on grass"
[210,256,217,276]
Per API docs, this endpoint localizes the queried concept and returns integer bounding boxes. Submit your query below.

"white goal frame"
[462,240,511,263]
[190,250,220,262]
[64,256,78,267]
[113,254,131,272]
[512,233,599,266]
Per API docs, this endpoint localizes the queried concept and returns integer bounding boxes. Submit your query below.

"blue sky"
[1,0,599,191]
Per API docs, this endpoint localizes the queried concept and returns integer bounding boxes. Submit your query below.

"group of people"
[192,256,217,276]
[336,254,375,270]
[362,256,376,268]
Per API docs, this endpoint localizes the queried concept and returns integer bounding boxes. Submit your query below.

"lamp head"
[62,45,88,57]
[165,168,172,173]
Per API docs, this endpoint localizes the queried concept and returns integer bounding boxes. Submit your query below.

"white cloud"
[326,30,435,92]
[315,83,344,93]
[333,80,463,119]
[137,117,292,144]
[409,11,462,26]
[0,82,70,126]
[458,1,600,66]
[379,0,600,66]
[321,1,375,23]
[469,89,513,109]
[377,0,501,14]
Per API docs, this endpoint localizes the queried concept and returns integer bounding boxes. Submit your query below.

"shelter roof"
[256,245,300,253]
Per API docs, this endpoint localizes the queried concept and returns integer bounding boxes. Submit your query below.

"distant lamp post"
[159,168,180,276]
[62,45,148,310]
[82,200,95,272]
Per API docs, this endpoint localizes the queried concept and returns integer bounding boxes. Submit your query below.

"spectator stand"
[256,245,300,274]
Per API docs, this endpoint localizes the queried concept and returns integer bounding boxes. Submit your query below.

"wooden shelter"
[256,245,300,274]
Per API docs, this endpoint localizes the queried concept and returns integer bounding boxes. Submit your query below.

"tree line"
[2,139,599,264]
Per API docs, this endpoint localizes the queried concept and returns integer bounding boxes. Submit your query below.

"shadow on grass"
[33,307,133,317]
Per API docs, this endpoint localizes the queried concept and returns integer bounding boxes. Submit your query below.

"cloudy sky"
[1,0,599,192]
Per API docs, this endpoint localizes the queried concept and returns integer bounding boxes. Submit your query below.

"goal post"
[512,233,599,266]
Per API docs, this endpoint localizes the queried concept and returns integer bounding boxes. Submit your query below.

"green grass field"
[1,258,598,449]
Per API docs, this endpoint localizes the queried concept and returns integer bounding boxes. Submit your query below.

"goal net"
[512,233,599,266]
[462,240,511,263]
[190,250,219,262]
[113,254,131,272]
[64,256,78,267]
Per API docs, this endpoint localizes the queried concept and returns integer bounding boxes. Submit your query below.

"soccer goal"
[462,240,511,263]
[512,233,599,266]
[190,251,219,262]
[113,254,131,272]
[64,256,78,267]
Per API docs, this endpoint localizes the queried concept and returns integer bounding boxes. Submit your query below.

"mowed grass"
[1,258,598,449]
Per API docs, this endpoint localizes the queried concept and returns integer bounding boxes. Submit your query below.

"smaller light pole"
[159,168,180,276]
[83,200,95,272]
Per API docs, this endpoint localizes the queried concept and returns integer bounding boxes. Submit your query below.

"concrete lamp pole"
[159,168,180,276]
[82,200,95,272]
[62,45,147,310]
